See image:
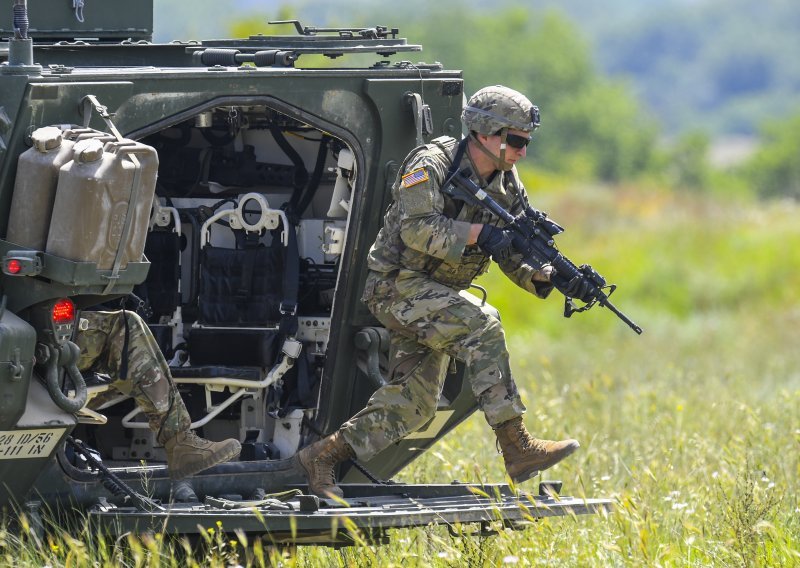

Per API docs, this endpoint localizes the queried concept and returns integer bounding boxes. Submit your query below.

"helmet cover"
[462,85,540,135]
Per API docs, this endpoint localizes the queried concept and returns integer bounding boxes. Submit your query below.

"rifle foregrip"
[550,255,582,282]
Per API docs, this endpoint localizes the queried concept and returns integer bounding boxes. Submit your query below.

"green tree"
[398,8,658,181]
[408,8,593,112]
[743,111,800,200]
[535,79,658,182]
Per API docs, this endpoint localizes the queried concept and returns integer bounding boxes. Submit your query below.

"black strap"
[278,222,299,338]
[295,136,330,218]
[271,126,309,223]
[277,220,317,411]
[445,137,469,182]
[235,232,261,299]
[443,137,470,220]
[293,352,312,407]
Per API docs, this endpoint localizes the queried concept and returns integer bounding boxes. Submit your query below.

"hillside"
[588,0,800,136]
[153,0,800,138]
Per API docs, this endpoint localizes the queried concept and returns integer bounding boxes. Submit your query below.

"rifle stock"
[443,168,643,335]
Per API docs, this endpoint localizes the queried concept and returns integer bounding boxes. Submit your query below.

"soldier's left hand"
[561,274,595,302]
[531,264,554,283]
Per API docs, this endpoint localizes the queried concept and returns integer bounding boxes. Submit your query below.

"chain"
[301,416,392,485]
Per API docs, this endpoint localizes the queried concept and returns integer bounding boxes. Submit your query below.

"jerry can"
[6,126,76,250]
[45,137,159,270]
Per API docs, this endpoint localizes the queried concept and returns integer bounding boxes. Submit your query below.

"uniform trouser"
[75,310,191,445]
[341,272,526,460]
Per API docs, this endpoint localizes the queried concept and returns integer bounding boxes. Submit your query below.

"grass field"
[301,180,800,566]
[3,181,799,566]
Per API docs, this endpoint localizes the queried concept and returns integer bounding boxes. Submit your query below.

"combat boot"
[164,431,241,480]
[494,417,580,483]
[294,431,355,498]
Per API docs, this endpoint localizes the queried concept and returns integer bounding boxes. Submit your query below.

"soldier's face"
[482,129,530,166]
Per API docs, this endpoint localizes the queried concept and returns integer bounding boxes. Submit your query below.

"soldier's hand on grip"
[477,224,516,263]
[560,275,595,302]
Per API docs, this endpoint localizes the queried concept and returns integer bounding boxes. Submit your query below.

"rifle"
[443,167,643,335]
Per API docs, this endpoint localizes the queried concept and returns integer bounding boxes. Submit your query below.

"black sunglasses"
[504,133,532,149]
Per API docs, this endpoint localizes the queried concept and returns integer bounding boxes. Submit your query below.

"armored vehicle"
[0,0,610,545]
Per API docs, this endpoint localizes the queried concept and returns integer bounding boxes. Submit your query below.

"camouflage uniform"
[76,310,191,445]
[340,136,553,460]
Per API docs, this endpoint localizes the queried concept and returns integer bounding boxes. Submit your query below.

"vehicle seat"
[163,194,298,433]
[187,193,288,369]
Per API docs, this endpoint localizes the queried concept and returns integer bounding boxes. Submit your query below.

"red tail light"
[2,252,43,276]
[52,299,75,324]
[5,259,21,274]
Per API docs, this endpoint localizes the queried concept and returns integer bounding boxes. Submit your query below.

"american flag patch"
[401,167,430,188]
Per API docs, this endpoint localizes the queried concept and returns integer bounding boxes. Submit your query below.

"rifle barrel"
[599,296,643,334]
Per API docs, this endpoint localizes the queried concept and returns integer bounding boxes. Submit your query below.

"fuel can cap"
[73,138,105,163]
[30,126,63,152]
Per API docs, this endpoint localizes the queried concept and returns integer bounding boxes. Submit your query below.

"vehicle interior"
[69,103,362,471]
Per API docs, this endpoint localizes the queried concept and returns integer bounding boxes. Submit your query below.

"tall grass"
[5,181,800,566]
[383,180,800,567]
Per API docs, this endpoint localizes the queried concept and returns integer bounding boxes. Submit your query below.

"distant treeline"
[221,3,800,199]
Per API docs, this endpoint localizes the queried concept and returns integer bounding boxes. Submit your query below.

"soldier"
[297,85,587,498]
[76,310,241,479]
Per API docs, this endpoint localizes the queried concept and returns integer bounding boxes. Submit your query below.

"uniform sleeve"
[396,157,471,264]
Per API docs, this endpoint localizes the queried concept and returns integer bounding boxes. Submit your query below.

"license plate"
[0,428,66,459]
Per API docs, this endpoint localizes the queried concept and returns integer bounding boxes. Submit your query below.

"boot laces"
[315,449,336,485]
[180,431,215,450]
[513,423,548,453]
[313,436,347,486]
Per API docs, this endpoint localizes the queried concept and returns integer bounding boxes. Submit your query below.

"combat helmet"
[461,85,540,136]
[462,85,540,171]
